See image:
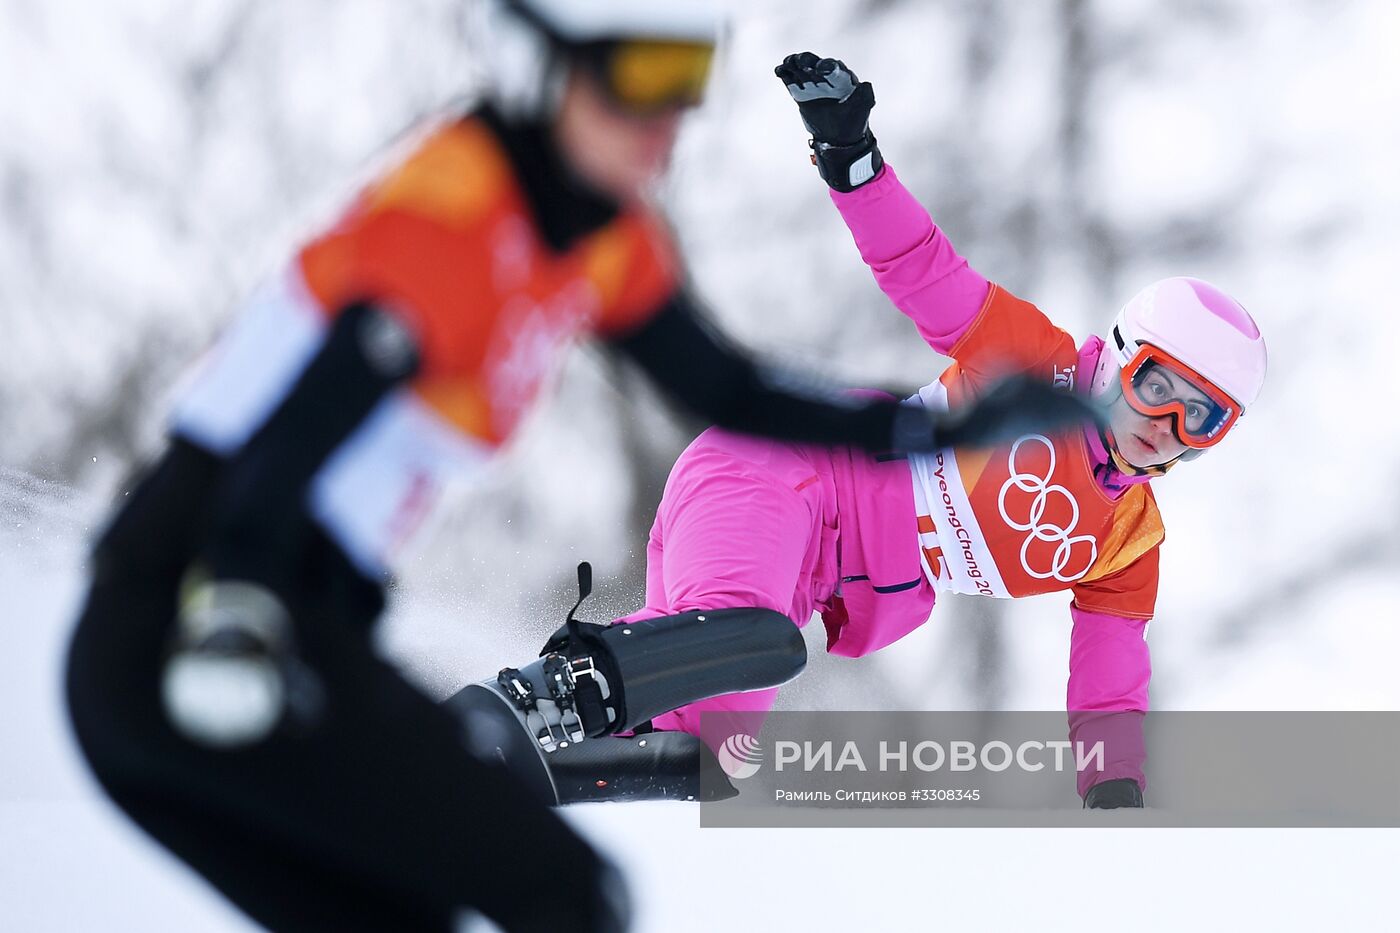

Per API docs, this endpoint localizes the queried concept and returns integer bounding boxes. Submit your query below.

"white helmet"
[479,0,724,120]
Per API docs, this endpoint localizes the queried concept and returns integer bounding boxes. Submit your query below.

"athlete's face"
[1107,392,1189,467]
[554,68,687,202]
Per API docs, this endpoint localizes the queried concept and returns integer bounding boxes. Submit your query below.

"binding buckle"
[541,654,585,745]
[499,666,560,751]
[496,668,536,709]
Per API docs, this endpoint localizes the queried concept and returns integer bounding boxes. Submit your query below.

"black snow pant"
[64,448,623,933]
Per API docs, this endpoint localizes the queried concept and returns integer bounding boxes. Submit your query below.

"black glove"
[775,52,883,192]
[1083,778,1145,809]
[161,578,323,747]
[893,375,1103,453]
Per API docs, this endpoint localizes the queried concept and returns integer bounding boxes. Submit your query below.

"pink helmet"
[1091,277,1267,458]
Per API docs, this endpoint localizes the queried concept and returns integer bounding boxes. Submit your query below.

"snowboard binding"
[446,563,803,804]
[492,652,607,753]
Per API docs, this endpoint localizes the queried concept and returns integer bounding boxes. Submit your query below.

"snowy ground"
[3,476,1397,932]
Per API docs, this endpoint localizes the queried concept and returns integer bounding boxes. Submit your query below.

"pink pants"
[617,428,841,745]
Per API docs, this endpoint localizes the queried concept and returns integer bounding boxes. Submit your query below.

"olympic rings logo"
[996,435,1098,582]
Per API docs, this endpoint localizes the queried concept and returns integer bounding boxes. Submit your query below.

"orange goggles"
[584,40,714,116]
[1119,344,1240,449]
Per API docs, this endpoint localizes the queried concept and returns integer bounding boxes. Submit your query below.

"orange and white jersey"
[173,114,680,576]
[907,285,1164,620]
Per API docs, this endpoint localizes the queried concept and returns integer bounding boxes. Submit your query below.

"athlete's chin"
[1120,433,1173,468]
[583,163,664,204]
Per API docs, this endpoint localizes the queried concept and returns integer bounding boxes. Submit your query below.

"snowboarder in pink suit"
[618,53,1269,808]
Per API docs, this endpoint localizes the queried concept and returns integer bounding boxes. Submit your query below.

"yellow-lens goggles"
[603,40,714,114]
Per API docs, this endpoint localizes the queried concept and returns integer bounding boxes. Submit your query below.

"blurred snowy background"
[3,0,1399,929]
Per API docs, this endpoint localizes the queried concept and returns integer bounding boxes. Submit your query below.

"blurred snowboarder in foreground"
[465,51,1268,812]
[64,4,1094,931]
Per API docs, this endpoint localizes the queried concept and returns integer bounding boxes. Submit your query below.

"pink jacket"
[825,165,1150,795]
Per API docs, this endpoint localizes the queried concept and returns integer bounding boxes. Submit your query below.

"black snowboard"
[444,682,737,805]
